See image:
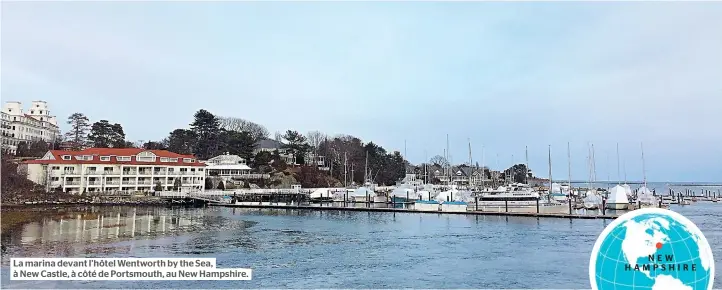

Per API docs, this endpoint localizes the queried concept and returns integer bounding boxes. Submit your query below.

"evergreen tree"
[166,129,196,155]
[64,113,90,150]
[190,109,222,160]
[88,120,126,148]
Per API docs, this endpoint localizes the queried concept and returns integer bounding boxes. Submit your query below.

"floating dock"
[211,203,619,220]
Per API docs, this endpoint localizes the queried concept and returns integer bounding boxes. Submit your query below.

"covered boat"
[390,185,417,202]
[349,187,374,202]
[435,188,472,203]
[309,188,333,202]
[606,185,630,210]
[583,190,602,209]
[636,186,656,205]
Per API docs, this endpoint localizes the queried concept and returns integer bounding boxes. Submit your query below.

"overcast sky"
[2,2,721,182]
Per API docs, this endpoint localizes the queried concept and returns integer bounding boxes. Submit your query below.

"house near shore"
[202,153,270,187]
[20,148,206,194]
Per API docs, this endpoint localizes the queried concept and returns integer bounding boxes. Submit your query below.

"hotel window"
[183,158,192,163]
[169,158,178,162]
[160,157,170,162]
[136,156,155,162]
[100,156,110,161]
[61,155,71,160]
[117,156,131,162]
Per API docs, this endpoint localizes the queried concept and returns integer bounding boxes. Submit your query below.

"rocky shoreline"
[1,195,172,207]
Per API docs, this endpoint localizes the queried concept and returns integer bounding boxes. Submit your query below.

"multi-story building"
[203,153,270,187]
[1,101,61,154]
[21,148,206,194]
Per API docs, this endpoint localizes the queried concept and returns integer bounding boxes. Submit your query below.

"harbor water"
[1,202,720,288]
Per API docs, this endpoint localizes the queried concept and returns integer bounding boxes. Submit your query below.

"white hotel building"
[1,101,61,154]
[22,148,206,194]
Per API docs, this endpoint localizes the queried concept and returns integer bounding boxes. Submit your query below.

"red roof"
[23,148,205,167]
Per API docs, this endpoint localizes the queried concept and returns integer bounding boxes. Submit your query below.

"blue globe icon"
[590,208,715,290]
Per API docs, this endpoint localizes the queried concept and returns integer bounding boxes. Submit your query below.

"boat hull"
[605,202,629,210]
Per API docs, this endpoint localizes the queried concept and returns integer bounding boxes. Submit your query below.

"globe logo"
[590,208,715,290]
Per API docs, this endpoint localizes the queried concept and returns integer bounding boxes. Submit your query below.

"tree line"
[15,109,533,187]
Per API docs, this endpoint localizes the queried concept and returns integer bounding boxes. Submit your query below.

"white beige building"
[203,153,270,186]
[2,101,61,154]
[22,148,206,194]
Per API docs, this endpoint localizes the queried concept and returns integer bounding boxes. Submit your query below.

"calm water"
[1,203,720,289]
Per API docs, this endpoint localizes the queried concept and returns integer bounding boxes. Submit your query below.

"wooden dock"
[211,203,619,220]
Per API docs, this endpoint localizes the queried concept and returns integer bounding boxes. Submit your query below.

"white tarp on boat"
[608,185,630,204]
[584,191,603,204]
[622,184,633,196]
[391,185,415,198]
[551,183,563,193]
[637,186,656,204]
[435,189,472,203]
[350,187,376,197]
[310,188,332,199]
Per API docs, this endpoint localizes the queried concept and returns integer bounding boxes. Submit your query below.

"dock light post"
[536,198,540,213]
[475,196,478,211]
[505,200,508,213]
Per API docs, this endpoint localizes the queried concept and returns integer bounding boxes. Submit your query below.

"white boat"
[583,190,602,209]
[606,185,630,210]
[476,183,540,206]
[436,186,473,203]
[310,188,334,202]
[636,186,657,206]
[349,187,381,203]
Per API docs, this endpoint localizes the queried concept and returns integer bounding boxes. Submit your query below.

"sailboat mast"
[365,151,369,183]
[641,142,647,187]
[468,138,473,187]
[616,143,621,184]
[344,152,348,187]
[481,145,486,188]
[404,140,408,175]
[525,146,529,185]
[548,145,553,194]
[424,150,428,184]
[591,144,597,186]
[567,142,571,189]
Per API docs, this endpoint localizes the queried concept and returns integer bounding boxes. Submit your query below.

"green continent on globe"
[590,208,714,290]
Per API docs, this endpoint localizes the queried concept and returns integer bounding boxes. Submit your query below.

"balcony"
[138,171,153,176]
[63,171,79,175]
[103,170,120,175]
[137,180,152,185]
[85,170,100,175]
[87,180,101,185]
[65,181,81,185]
[105,180,120,185]
[153,170,167,175]
[122,170,138,175]
[121,180,136,185]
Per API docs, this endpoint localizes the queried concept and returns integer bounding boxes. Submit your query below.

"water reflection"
[1,206,255,264]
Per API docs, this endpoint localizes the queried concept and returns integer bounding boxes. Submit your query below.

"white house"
[22,148,206,194]
[203,153,269,185]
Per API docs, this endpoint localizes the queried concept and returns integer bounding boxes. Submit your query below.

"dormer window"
[183,158,192,163]
[160,157,170,162]
[100,156,110,161]
[169,158,178,162]
[117,156,131,162]
[61,155,71,160]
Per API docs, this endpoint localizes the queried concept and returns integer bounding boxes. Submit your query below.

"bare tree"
[306,130,326,151]
[218,116,270,141]
[429,155,449,167]
[273,131,283,143]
